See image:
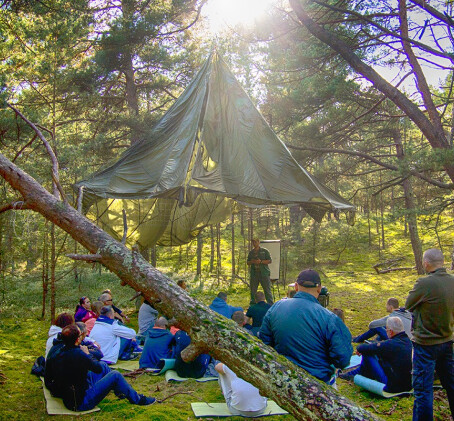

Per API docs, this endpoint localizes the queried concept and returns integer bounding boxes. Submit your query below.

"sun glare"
[204,0,276,34]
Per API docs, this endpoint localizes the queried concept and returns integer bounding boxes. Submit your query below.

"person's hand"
[80,345,89,355]
[93,341,101,349]
[356,350,361,356]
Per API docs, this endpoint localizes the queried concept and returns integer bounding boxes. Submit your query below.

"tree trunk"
[0,153,378,421]
[394,130,424,274]
[50,222,56,322]
[210,225,215,272]
[196,231,202,276]
[231,214,235,282]
[41,220,49,319]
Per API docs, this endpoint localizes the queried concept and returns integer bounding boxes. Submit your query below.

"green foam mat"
[40,377,100,416]
[110,359,140,371]
[191,401,288,417]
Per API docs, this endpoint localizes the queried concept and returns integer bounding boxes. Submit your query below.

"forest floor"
[1,267,453,421]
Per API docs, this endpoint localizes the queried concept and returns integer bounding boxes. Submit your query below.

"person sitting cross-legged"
[139,317,175,369]
[340,317,412,394]
[260,269,352,386]
[246,291,272,336]
[45,324,155,411]
[215,363,267,417]
[89,306,139,364]
[209,292,243,319]
[352,297,412,343]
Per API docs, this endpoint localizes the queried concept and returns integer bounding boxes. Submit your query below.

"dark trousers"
[78,366,142,410]
[412,341,454,421]
[250,273,273,305]
[359,355,388,384]
[354,327,388,343]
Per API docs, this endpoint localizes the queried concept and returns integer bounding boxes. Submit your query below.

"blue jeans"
[412,341,454,421]
[354,327,387,343]
[78,370,142,410]
[359,355,387,384]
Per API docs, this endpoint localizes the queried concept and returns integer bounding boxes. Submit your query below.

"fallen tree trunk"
[0,153,379,421]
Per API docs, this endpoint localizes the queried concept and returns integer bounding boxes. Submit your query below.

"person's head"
[91,301,104,317]
[217,292,228,302]
[287,282,297,297]
[386,298,399,313]
[154,317,169,329]
[423,249,444,273]
[386,316,404,338]
[295,269,322,297]
[288,290,297,298]
[54,312,74,329]
[76,322,87,341]
[255,291,265,303]
[332,308,345,323]
[102,289,112,295]
[79,296,91,310]
[61,324,81,347]
[232,310,245,327]
[252,238,260,249]
[100,305,115,319]
[99,292,113,305]
[177,280,187,290]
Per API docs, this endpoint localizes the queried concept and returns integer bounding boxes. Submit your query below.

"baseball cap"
[296,269,321,288]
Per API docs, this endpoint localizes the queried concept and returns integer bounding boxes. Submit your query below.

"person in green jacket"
[247,239,273,305]
[406,248,454,421]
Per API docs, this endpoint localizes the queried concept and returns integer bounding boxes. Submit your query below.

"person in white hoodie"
[45,312,74,358]
[89,306,138,364]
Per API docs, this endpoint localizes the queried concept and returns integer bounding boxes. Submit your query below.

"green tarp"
[76,53,354,247]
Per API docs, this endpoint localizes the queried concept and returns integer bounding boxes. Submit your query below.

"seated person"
[75,322,103,361]
[209,292,243,319]
[340,317,412,393]
[215,363,267,417]
[139,317,175,369]
[138,300,159,337]
[232,311,253,332]
[246,292,272,335]
[45,324,155,411]
[74,296,96,322]
[173,330,211,378]
[89,306,139,364]
[45,312,74,358]
[177,280,187,290]
[84,301,103,335]
[99,290,130,323]
[353,297,412,342]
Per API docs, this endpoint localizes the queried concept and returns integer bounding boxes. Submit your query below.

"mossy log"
[0,153,380,421]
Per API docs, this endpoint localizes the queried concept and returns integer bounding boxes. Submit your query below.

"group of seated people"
[42,276,415,416]
[44,289,157,411]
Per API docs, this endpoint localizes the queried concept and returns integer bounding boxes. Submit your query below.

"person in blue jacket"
[340,316,412,393]
[139,317,175,369]
[259,269,352,384]
[209,292,243,319]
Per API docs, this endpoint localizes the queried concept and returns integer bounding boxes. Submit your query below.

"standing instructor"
[406,248,454,421]
[247,238,273,305]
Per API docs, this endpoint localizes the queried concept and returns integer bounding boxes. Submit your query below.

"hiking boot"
[138,395,156,406]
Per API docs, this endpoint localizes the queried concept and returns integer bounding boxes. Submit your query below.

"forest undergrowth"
[0,214,453,420]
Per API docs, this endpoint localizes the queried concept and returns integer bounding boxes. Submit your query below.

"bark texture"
[0,153,379,421]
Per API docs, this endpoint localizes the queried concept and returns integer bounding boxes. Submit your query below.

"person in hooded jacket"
[45,312,74,358]
[139,317,175,369]
[209,292,242,319]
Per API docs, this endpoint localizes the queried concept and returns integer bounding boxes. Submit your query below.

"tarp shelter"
[76,53,355,247]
